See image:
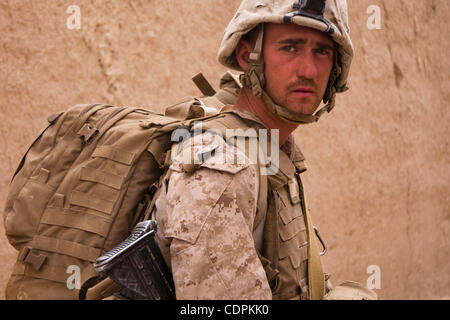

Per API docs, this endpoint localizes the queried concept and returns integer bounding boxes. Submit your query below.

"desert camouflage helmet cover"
[218,0,354,122]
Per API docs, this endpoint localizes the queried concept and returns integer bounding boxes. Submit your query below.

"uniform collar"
[220,105,267,130]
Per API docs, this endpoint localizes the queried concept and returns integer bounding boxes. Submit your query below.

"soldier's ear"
[235,39,253,71]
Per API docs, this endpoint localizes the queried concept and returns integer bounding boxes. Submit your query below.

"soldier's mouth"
[292,88,315,98]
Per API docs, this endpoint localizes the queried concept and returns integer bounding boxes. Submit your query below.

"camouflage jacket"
[153,108,274,299]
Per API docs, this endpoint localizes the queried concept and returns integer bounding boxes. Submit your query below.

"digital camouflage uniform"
[154,0,378,300]
[154,109,270,299]
[154,108,320,300]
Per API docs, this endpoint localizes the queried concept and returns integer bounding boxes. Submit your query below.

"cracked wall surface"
[0,0,449,299]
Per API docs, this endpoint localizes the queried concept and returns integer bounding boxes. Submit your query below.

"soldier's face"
[263,23,334,115]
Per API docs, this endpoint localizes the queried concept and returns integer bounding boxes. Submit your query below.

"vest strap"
[296,173,325,300]
[31,236,102,262]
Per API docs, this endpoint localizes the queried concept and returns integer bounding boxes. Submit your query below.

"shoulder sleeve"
[164,133,271,299]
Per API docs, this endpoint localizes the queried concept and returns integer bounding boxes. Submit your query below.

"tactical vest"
[190,110,325,300]
[264,137,311,300]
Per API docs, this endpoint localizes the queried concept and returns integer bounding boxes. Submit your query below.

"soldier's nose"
[295,52,318,80]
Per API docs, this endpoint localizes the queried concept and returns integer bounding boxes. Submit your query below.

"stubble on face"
[262,23,334,115]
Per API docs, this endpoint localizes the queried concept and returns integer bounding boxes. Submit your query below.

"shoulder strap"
[252,160,268,253]
[296,175,325,300]
[192,73,216,97]
[255,168,267,230]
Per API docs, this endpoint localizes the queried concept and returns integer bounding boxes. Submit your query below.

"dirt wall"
[0,0,448,300]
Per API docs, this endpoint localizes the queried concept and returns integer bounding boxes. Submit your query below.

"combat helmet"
[218,0,354,124]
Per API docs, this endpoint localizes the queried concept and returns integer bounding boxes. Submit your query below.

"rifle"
[94,220,175,300]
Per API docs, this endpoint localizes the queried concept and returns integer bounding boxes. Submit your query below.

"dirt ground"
[0,0,449,300]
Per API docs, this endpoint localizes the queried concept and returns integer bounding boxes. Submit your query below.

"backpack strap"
[192,73,216,97]
[78,106,137,145]
[252,160,268,253]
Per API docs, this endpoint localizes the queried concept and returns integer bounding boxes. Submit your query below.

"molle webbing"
[3,104,183,299]
[262,143,325,300]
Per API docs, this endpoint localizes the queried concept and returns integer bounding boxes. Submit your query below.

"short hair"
[240,25,261,47]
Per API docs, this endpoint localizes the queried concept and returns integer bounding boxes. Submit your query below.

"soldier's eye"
[315,48,330,56]
[281,46,296,53]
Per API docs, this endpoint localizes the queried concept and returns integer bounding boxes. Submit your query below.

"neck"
[233,87,298,145]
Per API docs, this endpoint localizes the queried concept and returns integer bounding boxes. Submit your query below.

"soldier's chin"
[285,102,318,116]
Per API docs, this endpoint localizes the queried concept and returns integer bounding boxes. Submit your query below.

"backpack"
[2,72,242,300]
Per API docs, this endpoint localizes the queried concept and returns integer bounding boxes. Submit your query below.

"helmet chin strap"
[240,23,338,125]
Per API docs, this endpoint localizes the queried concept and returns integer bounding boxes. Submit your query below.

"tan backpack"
[3,73,240,300]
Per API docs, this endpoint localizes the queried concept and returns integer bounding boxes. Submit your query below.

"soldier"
[153,0,365,300]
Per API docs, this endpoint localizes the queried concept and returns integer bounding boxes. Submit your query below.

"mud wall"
[0,0,448,299]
